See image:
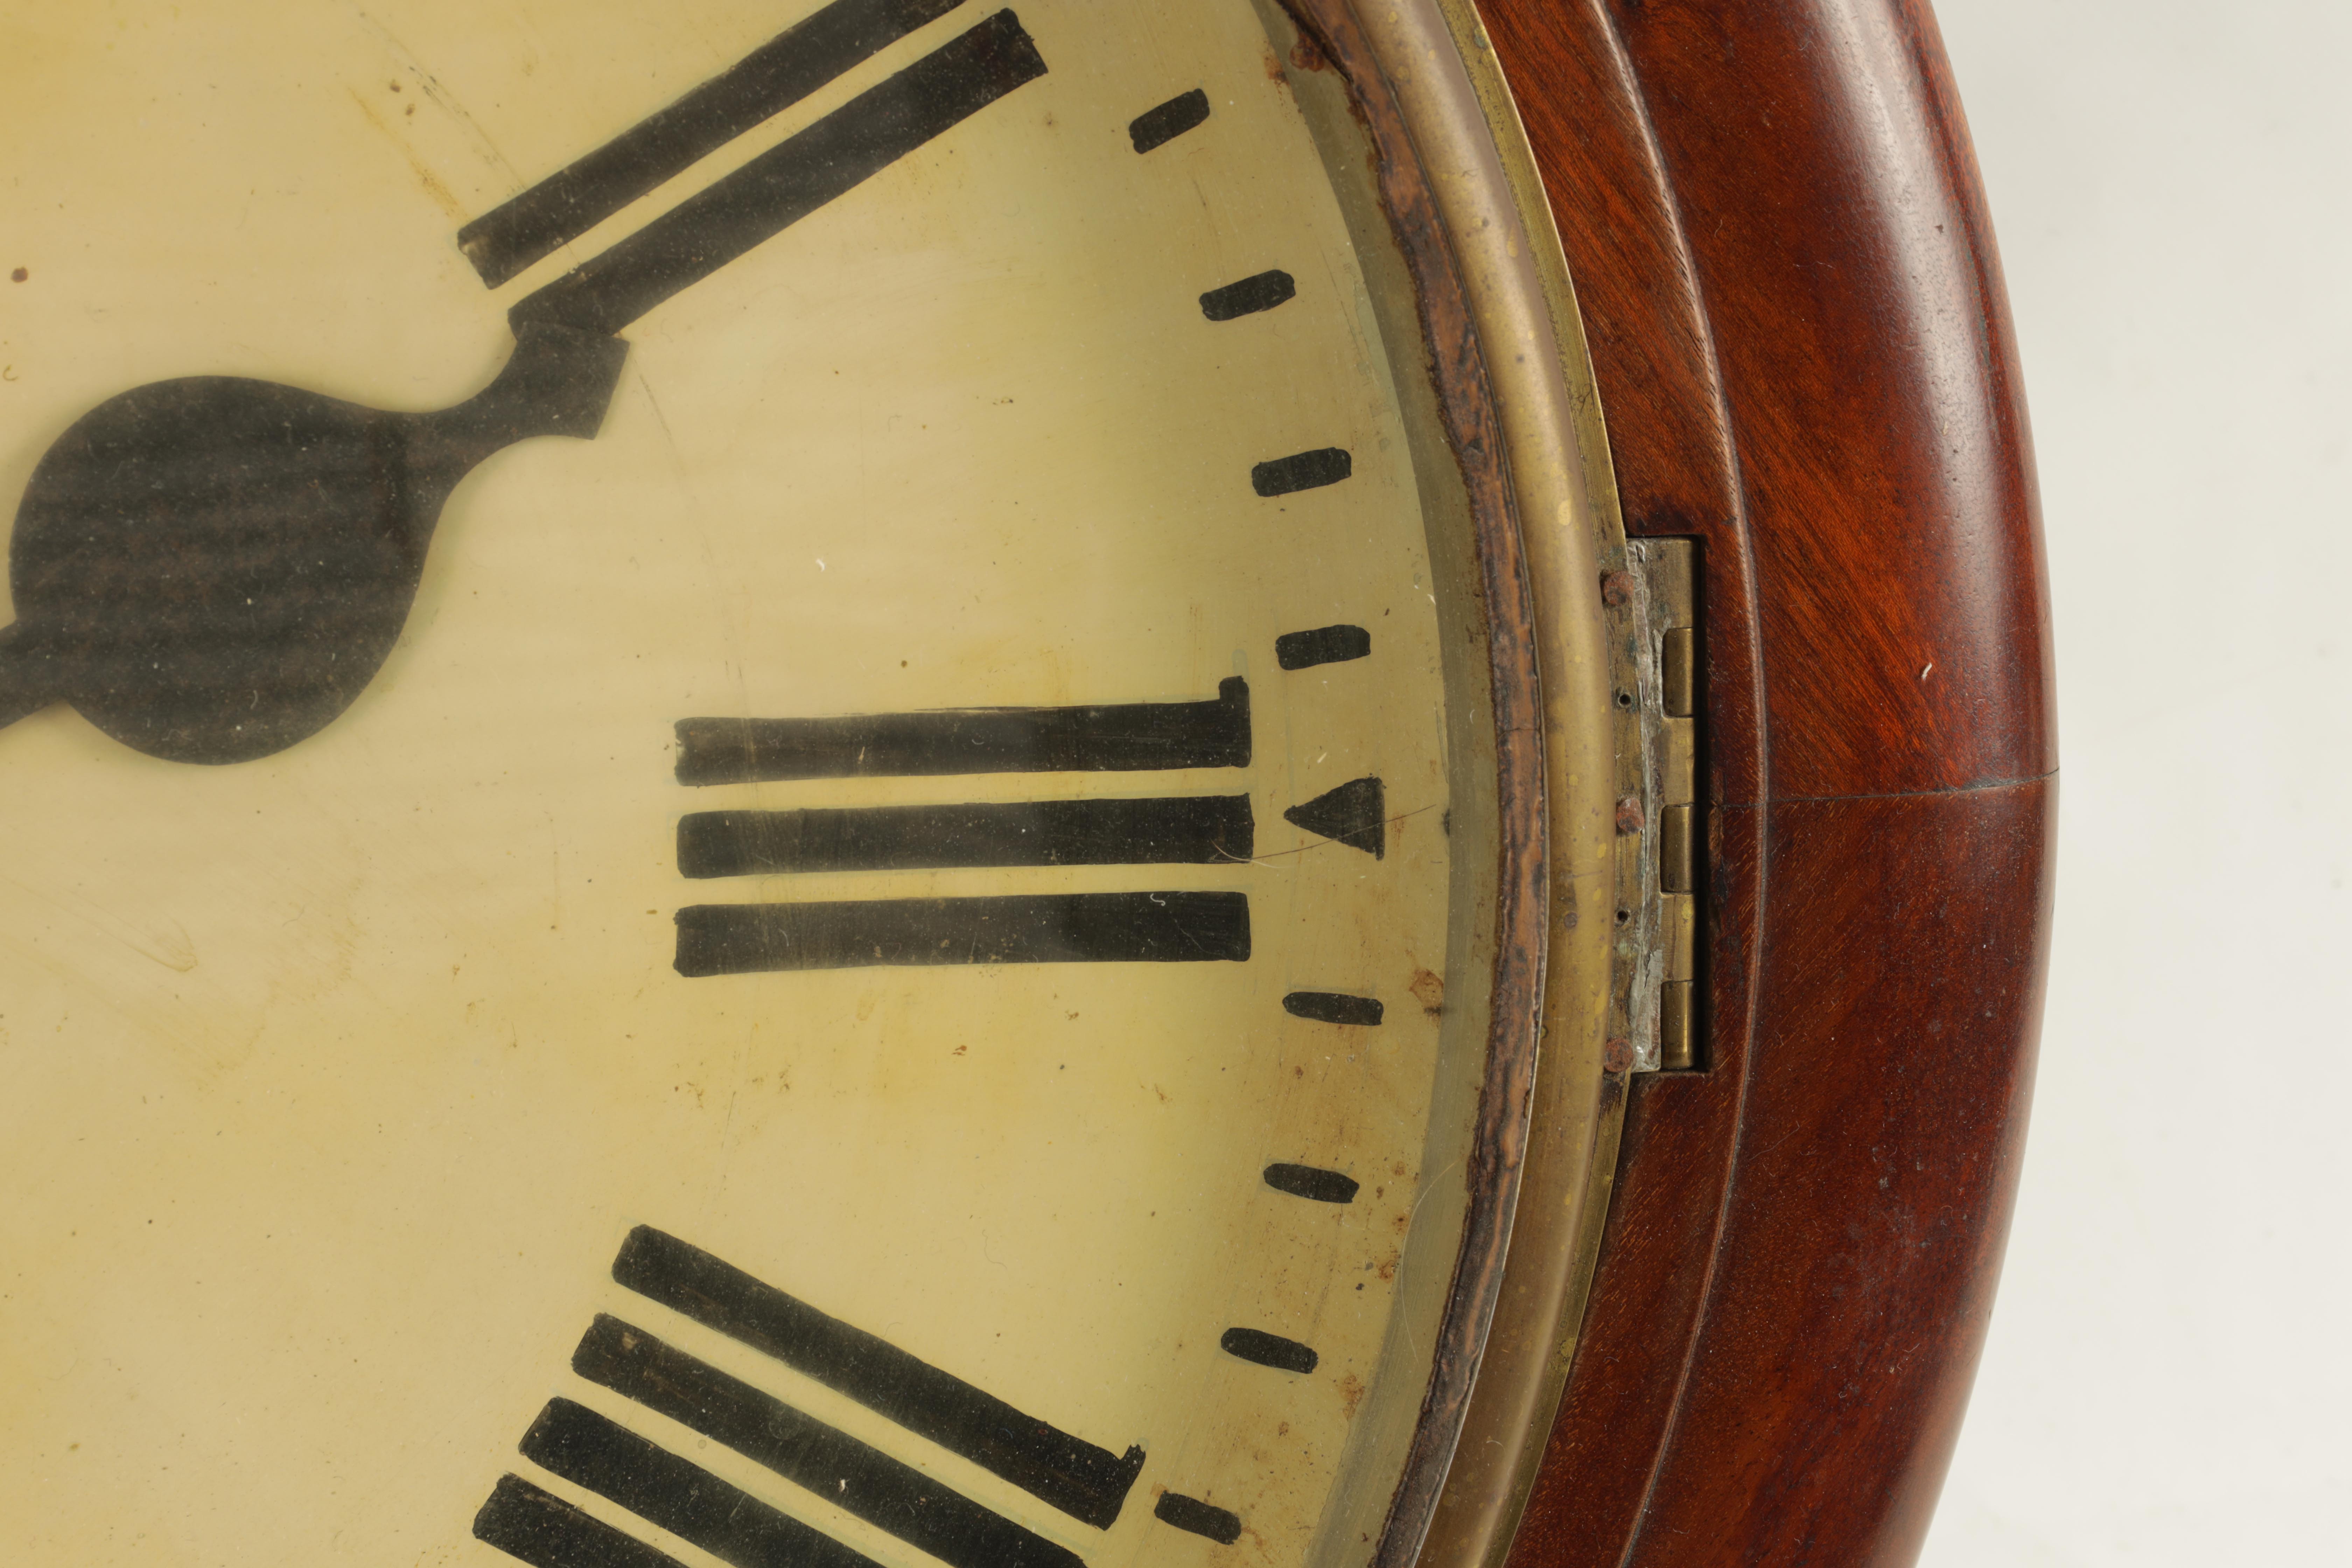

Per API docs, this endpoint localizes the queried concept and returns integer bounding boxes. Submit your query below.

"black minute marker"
[1199,269,1296,321]
[1129,88,1210,152]
[1219,1327,1319,1374]
[1155,1492,1244,1546]
[1252,447,1352,496]
[1275,624,1371,670]
[1263,1163,1360,1203]
[1283,991,1384,1026]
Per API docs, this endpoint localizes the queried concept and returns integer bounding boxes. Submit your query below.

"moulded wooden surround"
[1475,2,2055,1564]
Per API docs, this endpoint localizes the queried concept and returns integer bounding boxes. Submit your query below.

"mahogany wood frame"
[1476,3,2055,1564]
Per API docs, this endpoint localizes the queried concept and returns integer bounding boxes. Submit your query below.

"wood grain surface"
[1471,2,2056,1563]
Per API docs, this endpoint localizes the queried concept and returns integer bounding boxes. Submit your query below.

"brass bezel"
[1268,5,1634,1568]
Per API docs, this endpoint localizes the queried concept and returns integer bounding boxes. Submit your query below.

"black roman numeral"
[674,890,1250,974]
[671,678,1258,975]
[569,1318,1084,1568]
[613,1226,1146,1528]
[515,1399,891,1568]
[459,0,972,287]
[678,794,1252,876]
[676,678,1249,785]
[475,1474,697,1568]
[476,1231,1150,1568]
[511,10,1047,335]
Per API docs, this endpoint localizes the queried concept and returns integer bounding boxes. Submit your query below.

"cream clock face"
[0,3,1518,1567]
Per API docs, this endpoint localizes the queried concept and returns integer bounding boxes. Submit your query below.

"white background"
[1920,2,2350,1562]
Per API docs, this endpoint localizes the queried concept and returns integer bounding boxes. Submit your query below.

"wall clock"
[0,4,2052,1568]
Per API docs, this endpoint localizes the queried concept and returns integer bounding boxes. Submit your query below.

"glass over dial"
[0,4,1568,1568]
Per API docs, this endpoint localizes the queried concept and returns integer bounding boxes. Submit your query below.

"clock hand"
[0,321,628,765]
[0,11,1045,766]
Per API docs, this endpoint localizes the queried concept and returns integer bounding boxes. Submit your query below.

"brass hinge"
[1616,539,1703,1072]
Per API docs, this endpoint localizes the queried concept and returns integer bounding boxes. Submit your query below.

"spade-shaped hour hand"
[0,6,1044,765]
[0,324,628,764]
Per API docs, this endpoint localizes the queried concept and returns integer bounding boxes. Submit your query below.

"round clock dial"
[0,4,1612,1568]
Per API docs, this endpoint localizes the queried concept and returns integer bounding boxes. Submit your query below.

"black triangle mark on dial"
[1284,776,1385,858]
